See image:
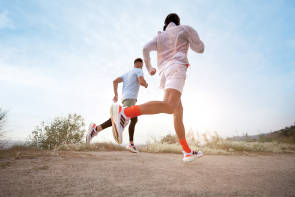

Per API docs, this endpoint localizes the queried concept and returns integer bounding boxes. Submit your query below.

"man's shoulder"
[181,25,197,32]
[131,68,143,75]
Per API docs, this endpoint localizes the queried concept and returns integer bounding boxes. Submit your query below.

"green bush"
[30,114,85,149]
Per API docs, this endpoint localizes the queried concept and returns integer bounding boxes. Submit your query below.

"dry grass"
[57,142,126,152]
[212,140,295,153]
[137,132,295,155]
[0,145,54,160]
[137,142,295,155]
[138,143,182,154]
[2,132,295,156]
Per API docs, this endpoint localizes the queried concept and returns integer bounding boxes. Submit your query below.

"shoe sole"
[197,153,203,158]
[183,152,203,162]
[183,156,195,162]
[126,146,139,153]
[110,104,122,144]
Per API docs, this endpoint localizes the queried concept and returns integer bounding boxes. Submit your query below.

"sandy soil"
[0,151,295,197]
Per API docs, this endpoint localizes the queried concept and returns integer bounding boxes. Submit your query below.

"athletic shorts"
[122,99,137,107]
[159,63,187,93]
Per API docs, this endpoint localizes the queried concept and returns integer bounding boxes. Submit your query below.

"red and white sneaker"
[110,104,130,144]
[86,122,97,144]
[126,144,139,153]
[182,150,203,162]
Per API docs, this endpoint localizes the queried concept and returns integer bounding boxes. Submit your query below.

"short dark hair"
[163,13,180,31]
[134,58,143,64]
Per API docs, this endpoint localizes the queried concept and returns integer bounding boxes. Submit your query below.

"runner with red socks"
[110,13,205,162]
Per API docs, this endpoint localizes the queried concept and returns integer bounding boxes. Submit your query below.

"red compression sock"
[179,138,191,153]
[123,105,142,118]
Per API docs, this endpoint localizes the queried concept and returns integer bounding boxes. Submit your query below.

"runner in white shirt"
[110,13,205,162]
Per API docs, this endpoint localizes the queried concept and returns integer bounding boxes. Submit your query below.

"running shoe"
[182,150,203,162]
[86,122,97,144]
[126,144,139,153]
[110,104,130,144]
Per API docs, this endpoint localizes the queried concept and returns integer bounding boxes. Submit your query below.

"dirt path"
[0,151,295,197]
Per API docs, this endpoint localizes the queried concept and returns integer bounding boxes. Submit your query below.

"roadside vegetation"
[141,130,295,155]
[0,108,7,149]
[1,114,294,156]
[29,114,85,149]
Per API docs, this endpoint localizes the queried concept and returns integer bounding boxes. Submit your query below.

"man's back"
[143,22,204,74]
[157,23,205,68]
[121,68,143,100]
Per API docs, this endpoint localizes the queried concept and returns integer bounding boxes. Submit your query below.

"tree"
[0,108,7,138]
[0,108,7,148]
[30,114,85,149]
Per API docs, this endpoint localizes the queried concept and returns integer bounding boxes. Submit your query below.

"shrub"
[30,114,85,149]
[0,108,7,149]
[0,108,7,137]
[57,142,126,152]
[160,134,178,144]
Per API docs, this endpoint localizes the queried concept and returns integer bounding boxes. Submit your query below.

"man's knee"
[165,102,178,114]
[173,104,183,117]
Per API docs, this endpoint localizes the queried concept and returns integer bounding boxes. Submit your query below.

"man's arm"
[184,25,205,54]
[143,36,157,75]
[138,76,148,88]
[113,77,123,102]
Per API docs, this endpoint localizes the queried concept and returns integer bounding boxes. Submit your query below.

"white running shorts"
[159,63,187,93]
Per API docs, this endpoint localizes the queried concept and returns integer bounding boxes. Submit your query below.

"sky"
[0,0,294,144]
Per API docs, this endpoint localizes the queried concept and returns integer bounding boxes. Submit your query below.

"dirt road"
[1,151,295,197]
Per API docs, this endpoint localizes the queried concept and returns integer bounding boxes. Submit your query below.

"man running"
[86,58,148,153]
[110,13,205,162]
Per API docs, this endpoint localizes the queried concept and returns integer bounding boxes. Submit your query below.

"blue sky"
[0,0,294,144]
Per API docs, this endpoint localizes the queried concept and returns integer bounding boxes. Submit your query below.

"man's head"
[134,58,143,68]
[163,13,180,31]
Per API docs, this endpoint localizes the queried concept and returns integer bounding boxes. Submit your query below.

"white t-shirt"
[121,68,143,100]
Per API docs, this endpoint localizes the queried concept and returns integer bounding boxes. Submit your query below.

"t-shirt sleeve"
[183,25,204,53]
[143,36,157,74]
[121,73,127,81]
[135,69,144,77]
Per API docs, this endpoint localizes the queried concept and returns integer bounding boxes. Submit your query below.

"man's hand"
[113,95,118,103]
[150,68,156,76]
[138,76,148,88]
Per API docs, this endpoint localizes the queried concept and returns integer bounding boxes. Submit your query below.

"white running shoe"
[86,122,97,144]
[110,104,130,144]
[182,150,203,162]
[126,144,139,153]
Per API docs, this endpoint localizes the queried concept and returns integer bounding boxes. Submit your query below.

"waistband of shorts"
[159,62,189,74]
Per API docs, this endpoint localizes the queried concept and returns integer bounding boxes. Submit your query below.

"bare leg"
[128,117,138,144]
[123,88,191,154]
[124,89,184,138]
[173,100,185,140]
[139,88,181,115]
[96,125,103,132]
[96,118,112,132]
